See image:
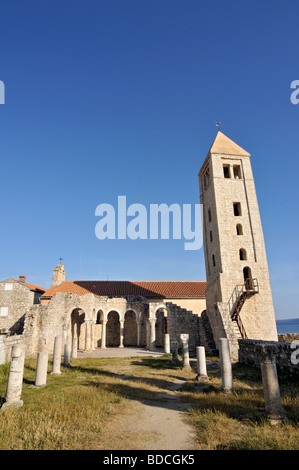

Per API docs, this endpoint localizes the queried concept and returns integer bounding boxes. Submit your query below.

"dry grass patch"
[1,355,299,450]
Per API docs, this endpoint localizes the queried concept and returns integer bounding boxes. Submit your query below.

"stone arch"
[200,309,207,317]
[70,308,86,351]
[106,310,120,347]
[243,266,253,290]
[94,309,104,348]
[155,306,169,349]
[124,310,138,346]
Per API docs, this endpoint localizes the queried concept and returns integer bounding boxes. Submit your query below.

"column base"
[196,374,209,382]
[1,400,23,410]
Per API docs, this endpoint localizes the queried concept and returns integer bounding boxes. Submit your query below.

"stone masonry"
[198,131,278,359]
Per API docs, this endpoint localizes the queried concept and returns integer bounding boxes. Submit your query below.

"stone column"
[1,345,25,409]
[35,351,48,388]
[85,321,91,352]
[145,321,150,350]
[90,321,95,350]
[150,319,156,350]
[255,343,287,425]
[51,335,62,375]
[71,337,78,358]
[119,321,124,348]
[137,321,141,347]
[170,341,179,364]
[63,341,71,366]
[180,334,191,370]
[101,321,107,349]
[219,338,233,393]
[164,333,170,354]
[196,346,209,382]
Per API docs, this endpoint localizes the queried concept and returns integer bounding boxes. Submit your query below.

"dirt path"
[102,377,197,450]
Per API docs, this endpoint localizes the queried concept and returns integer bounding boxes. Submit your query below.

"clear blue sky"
[0,0,298,319]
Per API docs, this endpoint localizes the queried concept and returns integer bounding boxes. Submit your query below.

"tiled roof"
[12,279,45,293]
[42,280,206,299]
[209,131,250,156]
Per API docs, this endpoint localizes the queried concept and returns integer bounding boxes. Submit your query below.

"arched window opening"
[239,248,247,261]
[243,266,253,290]
[236,224,243,235]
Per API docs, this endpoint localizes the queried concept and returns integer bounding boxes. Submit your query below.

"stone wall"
[167,302,215,356]
[0,279,36,334]
[278,333,299,343]
[238,339,299,377]
[0,334,24,364]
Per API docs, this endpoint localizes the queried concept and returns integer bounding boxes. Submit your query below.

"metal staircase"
[227,279,259,339]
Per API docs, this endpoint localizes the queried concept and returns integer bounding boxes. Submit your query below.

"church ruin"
[0,130,278,362]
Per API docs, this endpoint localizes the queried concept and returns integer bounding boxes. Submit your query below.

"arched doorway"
[106,311,120,347]
[243,266,253,290]
[71,308,86,351]
[95,309,104,348]
[124,310,137,346]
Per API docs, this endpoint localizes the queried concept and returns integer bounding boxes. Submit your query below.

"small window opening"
[223,165,231,178]
[204,168,210,190]
[210,230,213,242]
[208,208,212,223]
[243,267,253,290]
[233,165,242,179]
[236,224,243,235]
[233,202,242,216]
[239,248,247,260]
[212,254,216,267]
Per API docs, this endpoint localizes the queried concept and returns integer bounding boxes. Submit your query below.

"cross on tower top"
[215,120,221,130]
[58,257,63,264]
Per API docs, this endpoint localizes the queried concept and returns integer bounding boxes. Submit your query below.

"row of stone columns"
[0,335,288,425]
[99,318,164,350]
[77,319,144,350]
[1,335,66,409]
[169,335,287,425]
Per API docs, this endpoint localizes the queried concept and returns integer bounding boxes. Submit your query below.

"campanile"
[199,131,278,358]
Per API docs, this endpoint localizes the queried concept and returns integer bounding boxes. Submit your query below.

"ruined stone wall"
[278,333,299,343]
[167,303,215,356]
[22,292,146,355]
[0,279,35,334]
[238,339,299,377]
[0,334,24,364]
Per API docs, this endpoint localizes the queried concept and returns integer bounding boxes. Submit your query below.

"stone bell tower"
[53,264,66,286]
[199,131,278,359]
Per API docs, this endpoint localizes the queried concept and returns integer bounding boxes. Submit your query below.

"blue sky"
[0,0,298,319]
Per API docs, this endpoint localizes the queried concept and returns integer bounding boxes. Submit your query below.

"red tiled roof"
[12,279,46,293]
[42,280,206,299]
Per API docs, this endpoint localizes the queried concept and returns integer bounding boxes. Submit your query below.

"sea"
[276,318,299,334]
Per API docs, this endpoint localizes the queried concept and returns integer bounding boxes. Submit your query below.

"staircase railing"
[227,278,259,339]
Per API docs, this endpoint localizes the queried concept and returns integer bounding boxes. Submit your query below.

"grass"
[0,354,299,450]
